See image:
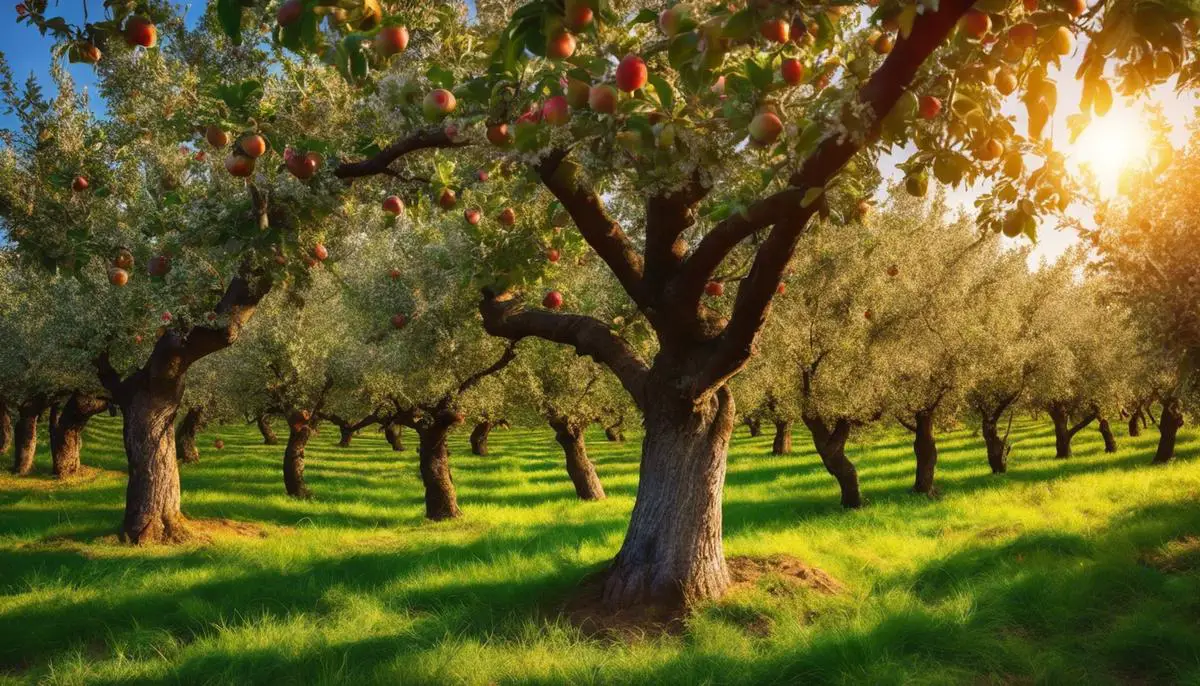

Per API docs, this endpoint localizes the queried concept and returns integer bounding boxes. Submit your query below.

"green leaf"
[647,74,674,113]
[667,33,699,71]
[217,0,242,45]
[745,58,772,91]
[723,9,755,40]
[633,8,658,24]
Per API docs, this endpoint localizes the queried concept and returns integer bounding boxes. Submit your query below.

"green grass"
[2,415,1200,685]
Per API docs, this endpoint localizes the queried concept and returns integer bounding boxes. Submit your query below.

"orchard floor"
[2,416,1200,685]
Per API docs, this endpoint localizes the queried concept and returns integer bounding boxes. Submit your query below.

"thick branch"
[480,289,649,409]
[644,174,708,289]
[452,341,519,400]
[333,128,463,180]
[180,268,274,369]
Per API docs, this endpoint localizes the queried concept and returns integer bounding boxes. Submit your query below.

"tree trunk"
[175,407,204,464]
[743,416,762,437]
[417,418,461,520]
[337,426,354,448]
[120,383,186,543]
[549,417,605,500]
[469,421,492,456]
[604,424,625,442]
[1128,408,1143,437]
[981,415,1009,474]
[11,397,46,476]
[284,423,313,498]
[0,398,11,455]
[256,414,278,445]
[912,410,938,495]
[1098,416,1117,453]
[601,384,732,611]
[802,415,861,508]
[1153,399,1185,465]
[1048,404,1073,459]
[50,393,107,478]
[771,419,792,455]
[383,422,404,451]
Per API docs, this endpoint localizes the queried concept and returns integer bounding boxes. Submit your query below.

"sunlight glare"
[1068,106,1151,197]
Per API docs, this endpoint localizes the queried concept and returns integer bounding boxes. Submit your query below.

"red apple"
[422,89,457,120]
[464,208,481,225]
[147,255,171,277]
[206,126,229,148]
[313,243,329,261]
[760,18,789,43]
[277,0,302,26]
[886,264,900,277]
[388,268,401,280]
[776,282,786,295]
[498,207,516,226]
[194,151,207,162]
[542,95,571,126]
[616,54,647,92]
[1060,0,1085,16]
[864,309,874,321]
[546,30,576,59]
[566,78,590,109]
[113,248,134,270]
[375,25,409,57]
[1009,22,1036,49]
[588,84,617,113]
[213,439,225,450]
[124,16,157,48]
[72,175,89,192]
[542,290,564,310]
[286,151,319,179]
[390,313,408,329]
[225,154,254,177]
[78,42,102,63]
[476,169,489,182]
[239,134,267,158]
[781,58,804,86]
[705,281,725,297]
[659,7,685,37]
[438,188,457,209]
[564,0,592,31]
[547,248,561,263]
[108,268,129,287]
[1023,0,1038,10]
[382,195,404,215]
[486,123,511,147]
[919,95,942,119]
[161,311,173,323]
[748,112,783,145]
[959,10,991,39]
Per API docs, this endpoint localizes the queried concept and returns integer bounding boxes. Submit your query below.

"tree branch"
[333,128,464,180]
[180,266,274,369]
[644,174,708,290]
[452,340,519,400]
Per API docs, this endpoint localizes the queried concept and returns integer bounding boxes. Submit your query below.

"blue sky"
[2,2,102,129]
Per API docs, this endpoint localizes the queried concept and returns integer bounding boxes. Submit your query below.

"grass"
[2,415,1200,685]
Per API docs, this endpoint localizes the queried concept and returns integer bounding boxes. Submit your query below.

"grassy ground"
[1,414,1199,685]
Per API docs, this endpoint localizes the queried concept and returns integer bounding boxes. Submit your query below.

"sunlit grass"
[1,414,1199,684]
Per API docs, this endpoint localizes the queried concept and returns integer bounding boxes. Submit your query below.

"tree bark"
[604,421,625,442]
[383,422,404,451]
[469,421,492,456]
[601,384,732,611]
[912,410,938,495]
[256,414,278,445]
[1098,416,1118,453]
[175,407,204,464]
[11,396,46,476]
[50,393,107,478]
[1128,407,1143,437]
[1153,399,1185,465]
[284,421,313,498]
[802,415,861,509]
[119,381,186,543]
[549,417,605,500]
[0,398,11,455]
[417,417,461,520]
[743,416,762,437]
[337,426,354,448]
[1047,403,1096,459]
[981,415,1009,474]
[771,419,792,455]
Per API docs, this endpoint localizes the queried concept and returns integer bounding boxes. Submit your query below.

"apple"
[147,255,171,277]
[566,78,590,109]
[864,309,874,321]
[388,268,401,280]
[390,313,408,329]
[616,54,647,92]
[780,58,804,86]
[486,123,511,147]
[1009,22,1036,49]
[375,25,409,57]
[422,89,457,120]
[776,282,786,295]
[919,95,942,119]
[274,253,287,266]
[659,7,685,37]
[108,268,129,287]
[588,84,617,113]
[78,42,102,63]
[134,334,143,344]
[857,199,871,217]
[542,290,564,310]
[476,169,488,182]
[225,154,255,177]
[547,248,561,263]
[542,95,571,126]
[748,112,783,145]
[1060,0,1085,17]
[464,208,481,225]
[239,134,267,158]
[438,188,457,209]
[886,264,900,277]
[194,150,207,162]
[565,0,592,31]
[760,18,789,43]
[113,248,134,270]
[379,195,403,216]
[206,126,229,148]
[313,244,329,262]
[277,0,302,26]
[124,16,157,48]
[705,281,724,297]
[1051,26,1073,55]
[286,151,320,179]
[1023,0,1038,10]
[976,137,1004,161]
[71,175,89,192]
[498,207,517,226]
[161,311,173,323]
[995,67,1018,95]
[214,439,225,450]
[959,10,991,39]
[546,30,576,59]
[874,33,894,54]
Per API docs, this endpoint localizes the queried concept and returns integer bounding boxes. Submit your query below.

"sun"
[1068,106,1151,196]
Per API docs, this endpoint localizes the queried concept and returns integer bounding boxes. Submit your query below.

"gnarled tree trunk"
[601,384,732,610]
[771,419,792,455]
[802,414,861,509]
[743,416,762,437]
[1128,407,1143,437]
[0,398,11,455]
[604,421,625,442]
[383,421,404,451]
[416,416,461,520]
[337,426,354,448]
[256,414,278,445]
[1047,403,1096,459]
[11,396,47,476]
[981,415,1009,474]
[1153,399,1185,464]
[120,380,186,543]
[469,420,492,456]
[1097,415,1117,453]
[549,416,605,500]
[912,410,938,495]
[284,419,313,498]
[175,407,204,464]
[50,393,108,478]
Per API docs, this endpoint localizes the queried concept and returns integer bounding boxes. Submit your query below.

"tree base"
[120,511,191,545]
